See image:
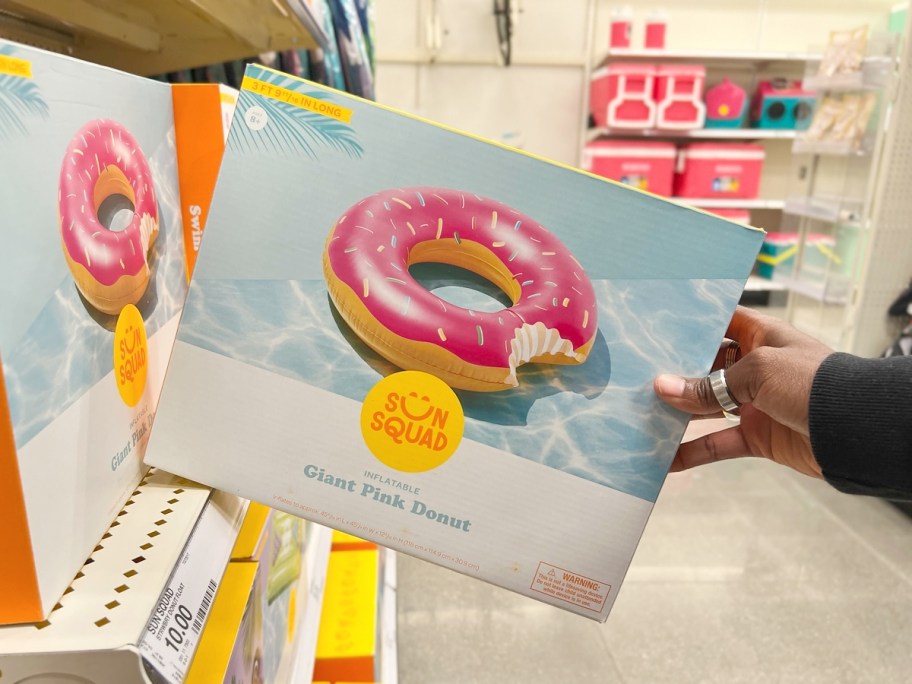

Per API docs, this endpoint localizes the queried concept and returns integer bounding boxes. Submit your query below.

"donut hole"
[97,193,136,232]
[409,262,513,313]
[95,165,136,232]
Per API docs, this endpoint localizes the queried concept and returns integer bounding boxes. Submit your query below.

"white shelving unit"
[777,38,902,351]
[582,45,814,293]
[0,468,336,684]
[0,470,245,683]
[681,198,786,210]
[601,48,819,65]
[588,127,797,141]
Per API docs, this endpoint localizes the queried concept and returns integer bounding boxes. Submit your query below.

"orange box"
[172,83,238,279]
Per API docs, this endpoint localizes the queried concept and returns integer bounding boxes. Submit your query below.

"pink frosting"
[326,187,597,369]
[58,119,158,286]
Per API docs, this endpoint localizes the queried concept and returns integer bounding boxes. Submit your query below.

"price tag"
[139,495,244,684]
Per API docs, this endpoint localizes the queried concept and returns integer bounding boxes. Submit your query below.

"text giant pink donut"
[324,187,597,387]
[58,119,158,288]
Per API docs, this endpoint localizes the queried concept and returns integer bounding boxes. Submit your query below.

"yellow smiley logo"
[360,371,464,472]
[113,304,148,407]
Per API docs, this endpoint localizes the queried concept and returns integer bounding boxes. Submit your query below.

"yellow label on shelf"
[0,55,31,78]
[240,76,352,123]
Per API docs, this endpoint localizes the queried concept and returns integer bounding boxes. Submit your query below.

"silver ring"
[709,369,740,414]
[723,340,740,369]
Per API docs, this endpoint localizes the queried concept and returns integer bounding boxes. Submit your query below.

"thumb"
[654,372,730,417]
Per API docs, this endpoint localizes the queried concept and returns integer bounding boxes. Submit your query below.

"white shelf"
[783,197,864,226]
[0,470,247,684]
[792,138,867,156]
[602,48,818,64]
[588,128,798,142]
[745,275,787,292]
[773,275,850,304]
[679,198,786,210]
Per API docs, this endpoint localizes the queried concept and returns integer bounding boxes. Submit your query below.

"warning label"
[530,562,610,613]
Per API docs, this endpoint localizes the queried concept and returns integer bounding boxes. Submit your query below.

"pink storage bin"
[673,143,765,198]
[590,63,657,130]
[654,65,706,130]
[582,140,676,196]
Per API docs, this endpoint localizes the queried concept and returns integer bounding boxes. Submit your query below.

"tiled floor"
[395,419,912,683]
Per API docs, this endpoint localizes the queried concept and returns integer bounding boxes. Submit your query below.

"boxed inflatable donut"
[146,64,765,621]
[0,41,226,623]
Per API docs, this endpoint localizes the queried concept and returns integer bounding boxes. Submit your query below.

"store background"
[371,2,912,683]
[2,1,912,682]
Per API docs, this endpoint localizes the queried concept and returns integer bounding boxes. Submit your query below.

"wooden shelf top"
[0,0,324,76]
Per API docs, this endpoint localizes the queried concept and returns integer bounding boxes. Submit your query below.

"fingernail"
[655,374,686,398]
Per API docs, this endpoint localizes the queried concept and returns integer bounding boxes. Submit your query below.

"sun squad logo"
[360,370,465,473]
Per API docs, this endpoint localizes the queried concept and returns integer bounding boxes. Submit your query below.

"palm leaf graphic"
[0,46,49,139]
[229,69,363,159]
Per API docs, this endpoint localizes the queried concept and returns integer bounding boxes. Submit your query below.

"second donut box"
[145,64,765,622]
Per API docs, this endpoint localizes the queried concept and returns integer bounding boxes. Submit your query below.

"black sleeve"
[809,352,912,500]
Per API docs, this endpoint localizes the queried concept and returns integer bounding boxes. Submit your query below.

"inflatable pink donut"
[323,187,597,392]
[58,119,159,315]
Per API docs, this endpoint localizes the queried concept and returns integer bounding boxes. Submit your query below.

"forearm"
[809,352,912,499]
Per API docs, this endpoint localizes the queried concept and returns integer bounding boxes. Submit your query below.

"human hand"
[654,306,833,478]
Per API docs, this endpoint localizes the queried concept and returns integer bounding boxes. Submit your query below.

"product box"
[313,547,381,682]
[753,80,815,130]
[589,63,657,129]
[581,139,676,196]
[654,64,706,130]
[187,512,333,684]
[756,232,799,279]
[705,78,749,129]
[172,83,238,279]
[0,40,198,624]
[673,142,765,199]
[145,64,765,621]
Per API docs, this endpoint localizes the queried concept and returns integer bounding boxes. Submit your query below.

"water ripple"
[179,277,741,502]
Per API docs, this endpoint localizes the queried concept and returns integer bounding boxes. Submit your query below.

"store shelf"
[679,198,786,210]
[0,0,321,75]
[783,196,864,226]
[0,470,247,684]
[588,127,798,142]
[773,275,850,304]
[745,274,787,292]
[803,55,896,92]
[601,48,818,66]
[792,137,868,156]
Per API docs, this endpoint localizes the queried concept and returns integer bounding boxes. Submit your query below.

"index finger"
[726,305,802,351]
